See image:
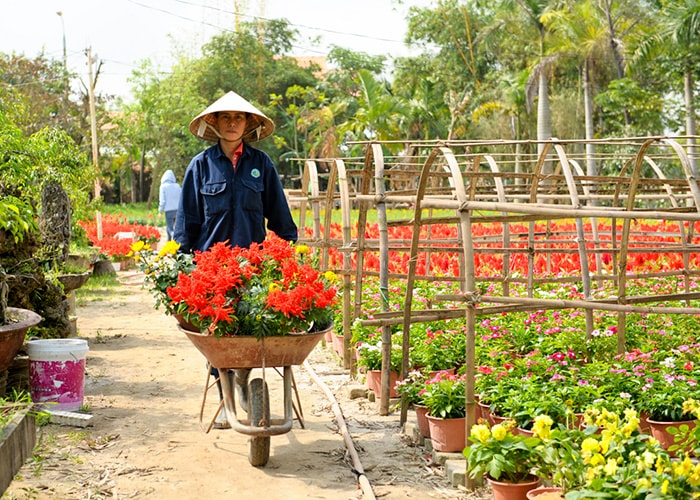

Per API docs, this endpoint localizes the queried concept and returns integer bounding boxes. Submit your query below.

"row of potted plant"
[465,404,700,498]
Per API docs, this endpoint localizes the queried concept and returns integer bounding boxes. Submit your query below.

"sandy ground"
[3,269,490,500]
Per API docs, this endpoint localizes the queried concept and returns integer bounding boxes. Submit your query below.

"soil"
[3,268,492,500]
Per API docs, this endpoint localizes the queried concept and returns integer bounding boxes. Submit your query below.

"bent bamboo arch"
[292,136,700,486]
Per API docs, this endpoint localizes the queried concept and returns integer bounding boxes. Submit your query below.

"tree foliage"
[1,0,699,201]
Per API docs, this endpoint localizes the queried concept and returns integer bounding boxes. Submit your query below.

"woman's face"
[215,111,247,142]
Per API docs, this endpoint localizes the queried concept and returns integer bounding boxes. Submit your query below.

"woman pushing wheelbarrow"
[160,91,338,465]
[173,90,300,430]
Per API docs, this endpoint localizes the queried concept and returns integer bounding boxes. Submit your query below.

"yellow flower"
[638,450,656,470]
[268,283,281,293]
[470,424,491,444]
[324,270,337,282]
[673,457,694,477]
[491,424,507,441]
[637,478,651,489]
[621,421,637,437]
[131,240,147,252]
[661,479,670,494]
[532,415,553,441]
[585,466,599,482]
[159,240,180,257]
[588,453,605,467]
[688,464,700,485]
[581,437,601,456]
[603,458,618,476]
[295,244,310,255]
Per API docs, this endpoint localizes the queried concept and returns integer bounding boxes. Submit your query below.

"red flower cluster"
[308,219,696,278]
[167,234,338,338]
[78,214,161,259]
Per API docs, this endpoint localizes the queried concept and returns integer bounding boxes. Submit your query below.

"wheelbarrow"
[180,326,328,466]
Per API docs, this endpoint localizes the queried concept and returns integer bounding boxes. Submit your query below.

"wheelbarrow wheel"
[248,377,270,466]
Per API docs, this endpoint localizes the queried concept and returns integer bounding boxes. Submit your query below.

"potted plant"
[166,235,338,339]
[396,370,430,438]
[356,336,403,397]
[464,417,547,499]
[410,323,464,373]
[564,408,700,498]
[635,365,700,456]
[421,371,467,452]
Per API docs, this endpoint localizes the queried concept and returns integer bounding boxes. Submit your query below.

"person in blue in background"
[174,91,298,429]
[158,170,182,241]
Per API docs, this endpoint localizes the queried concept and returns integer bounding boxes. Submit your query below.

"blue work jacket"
[173,142,298,253]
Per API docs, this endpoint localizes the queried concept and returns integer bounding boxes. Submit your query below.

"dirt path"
[3,270,486,500]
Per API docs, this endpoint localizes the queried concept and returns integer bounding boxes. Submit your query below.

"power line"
[169,0,411,46]
[126,0,417,52]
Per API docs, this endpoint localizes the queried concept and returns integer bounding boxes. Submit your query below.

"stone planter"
[0,408,37,495]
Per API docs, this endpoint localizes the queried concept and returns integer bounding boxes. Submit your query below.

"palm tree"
[501,0,555,173]
[630,0,700,173]
[542,0,612,177]
[664,0,700,174]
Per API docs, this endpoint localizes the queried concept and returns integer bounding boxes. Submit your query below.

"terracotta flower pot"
[645,417,696,457]
[425,414,466,452]
[0,308,42,373]
[488,475,541,500]
[366,369,400,398]
[526,486,565,500]
[413,404,431,439]
[331,332,344,358]
[477,401,494,425]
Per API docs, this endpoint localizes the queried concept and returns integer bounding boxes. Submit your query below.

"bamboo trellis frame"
[290,136,700,486]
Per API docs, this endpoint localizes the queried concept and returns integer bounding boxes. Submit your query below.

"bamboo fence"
[291,136,700,485]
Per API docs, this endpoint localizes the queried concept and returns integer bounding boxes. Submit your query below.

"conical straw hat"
[189,91,275,142]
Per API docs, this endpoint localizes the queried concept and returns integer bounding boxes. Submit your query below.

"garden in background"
[74,199,700,496]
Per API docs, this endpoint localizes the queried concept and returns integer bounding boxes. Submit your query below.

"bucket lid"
[26,338,89,355]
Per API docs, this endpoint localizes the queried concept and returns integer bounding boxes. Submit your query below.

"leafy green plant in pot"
[395,369,429,407]
[422,371,466,419]
[410,323,464,372]
[464,417,549,487]
[356,335,403,372]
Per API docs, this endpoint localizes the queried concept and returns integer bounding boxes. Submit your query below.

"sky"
[1,0,431,101]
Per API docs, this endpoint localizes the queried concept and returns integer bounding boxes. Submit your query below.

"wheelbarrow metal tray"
[180,327,327,369]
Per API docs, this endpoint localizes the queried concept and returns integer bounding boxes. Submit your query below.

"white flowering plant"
[130,240,195,314]
[356,335,403,372]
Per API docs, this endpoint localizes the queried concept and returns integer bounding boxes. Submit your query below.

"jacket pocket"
[240,178,264,213]
[200,181,229,216]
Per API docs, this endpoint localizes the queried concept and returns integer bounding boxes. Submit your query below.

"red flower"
[167,234,338,338]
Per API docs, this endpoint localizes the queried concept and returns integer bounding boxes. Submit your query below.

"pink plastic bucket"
[26,339,89,411]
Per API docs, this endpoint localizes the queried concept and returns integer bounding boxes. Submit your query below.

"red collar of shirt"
[231,142,244,168]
